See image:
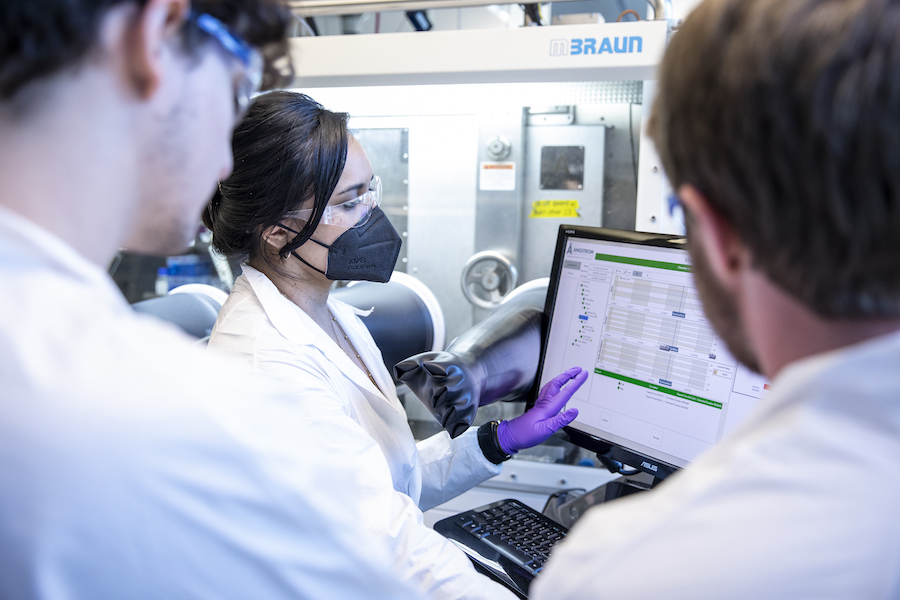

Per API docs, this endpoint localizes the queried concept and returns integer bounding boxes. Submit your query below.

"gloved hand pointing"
[497,367,588,455]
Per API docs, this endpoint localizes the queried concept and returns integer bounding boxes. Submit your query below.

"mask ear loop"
[290,251,327,276]
[276,223,301,258]
[278,223,332,276]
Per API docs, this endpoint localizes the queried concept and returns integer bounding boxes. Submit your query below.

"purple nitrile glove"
[497,367,588,455]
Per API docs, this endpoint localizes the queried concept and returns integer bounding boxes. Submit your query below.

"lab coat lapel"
[243,266,336,351]
[327,299,401,410]
[242,267,396,407]
[321,316,383,400]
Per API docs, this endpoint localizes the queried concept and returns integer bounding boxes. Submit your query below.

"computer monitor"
[533,226,767,481]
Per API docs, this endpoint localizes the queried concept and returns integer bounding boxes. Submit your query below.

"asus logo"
[641,461,659,472]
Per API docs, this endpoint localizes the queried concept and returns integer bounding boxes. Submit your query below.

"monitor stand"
[542,471,660,529]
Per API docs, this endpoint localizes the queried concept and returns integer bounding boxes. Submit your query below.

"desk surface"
[425,459,619,528]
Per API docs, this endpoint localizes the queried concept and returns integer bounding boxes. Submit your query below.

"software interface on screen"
[539,234,768,469]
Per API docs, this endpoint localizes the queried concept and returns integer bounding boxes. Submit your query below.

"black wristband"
[477,420,512,465]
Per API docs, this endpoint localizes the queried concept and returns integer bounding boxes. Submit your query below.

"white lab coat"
[532,329,900,600]
[209,266,515,600]
[0,206,423,599]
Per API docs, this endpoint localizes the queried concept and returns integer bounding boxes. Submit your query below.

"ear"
[261,224,295,255]
[123,0,190,99]
[678,184,748,288]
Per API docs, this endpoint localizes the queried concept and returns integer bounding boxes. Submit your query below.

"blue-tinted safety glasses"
[190,12,263,124]
[667,193,686,233]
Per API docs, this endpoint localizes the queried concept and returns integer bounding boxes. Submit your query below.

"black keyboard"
[434,499,568,598]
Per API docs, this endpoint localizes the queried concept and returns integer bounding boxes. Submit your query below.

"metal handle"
[461,251,518,310]
[646,0,672,21]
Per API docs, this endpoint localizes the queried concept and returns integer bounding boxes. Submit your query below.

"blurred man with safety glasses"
[0,2,421,598]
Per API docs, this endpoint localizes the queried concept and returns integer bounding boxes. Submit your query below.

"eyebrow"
[336,175,374,196]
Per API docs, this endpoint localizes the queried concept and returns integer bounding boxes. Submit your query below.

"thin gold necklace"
[328,308,382,394]
[277,287,383,395]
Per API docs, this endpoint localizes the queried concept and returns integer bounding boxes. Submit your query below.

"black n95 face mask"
[291,208,402,283]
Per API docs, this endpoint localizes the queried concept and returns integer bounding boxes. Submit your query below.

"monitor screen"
[534,226,767,479]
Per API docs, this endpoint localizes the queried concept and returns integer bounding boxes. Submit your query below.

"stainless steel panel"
[469,109,526,322]
[520,121,606,284]
[403,115,480,345]
[351,127,409,272]
[327,83,644,340]
[474,109,526,266]
[573,104,641,230]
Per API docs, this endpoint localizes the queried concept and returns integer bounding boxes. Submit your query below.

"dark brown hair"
[202,91,350,265]
[650,0,900,317]
[0,0,292,102]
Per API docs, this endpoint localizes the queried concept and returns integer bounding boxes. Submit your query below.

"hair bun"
[201,186,224,231]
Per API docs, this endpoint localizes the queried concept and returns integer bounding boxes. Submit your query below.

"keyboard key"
[448,499,569,577]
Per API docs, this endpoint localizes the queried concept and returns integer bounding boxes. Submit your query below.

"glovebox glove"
[393,297,544,438]
[496,367,587,455]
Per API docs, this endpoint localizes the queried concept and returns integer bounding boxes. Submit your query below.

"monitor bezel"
[529,225,690,481]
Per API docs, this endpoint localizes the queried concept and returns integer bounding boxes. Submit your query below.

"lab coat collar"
[328,299,399,404]
[240,266,394,402]
[0,204,129,312]
[724,327,900,442]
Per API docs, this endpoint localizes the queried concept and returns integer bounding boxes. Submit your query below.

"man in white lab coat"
[532,0,900,598]
[0,1,421,598]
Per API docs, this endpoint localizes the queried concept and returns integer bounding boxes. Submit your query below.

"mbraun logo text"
[550,39,569,57]
[551,36,644,56]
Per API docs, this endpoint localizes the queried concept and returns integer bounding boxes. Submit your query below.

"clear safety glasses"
[287,175,383,229]
[190,12,263,124]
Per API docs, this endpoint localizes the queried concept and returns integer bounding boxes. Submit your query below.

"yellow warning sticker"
[529,200,580,219]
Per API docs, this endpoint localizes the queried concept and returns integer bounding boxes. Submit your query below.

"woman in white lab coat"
[203,91,587,600]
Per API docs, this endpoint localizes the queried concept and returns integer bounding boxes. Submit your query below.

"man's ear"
[123,0,190,99]
[678,184,747,287]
